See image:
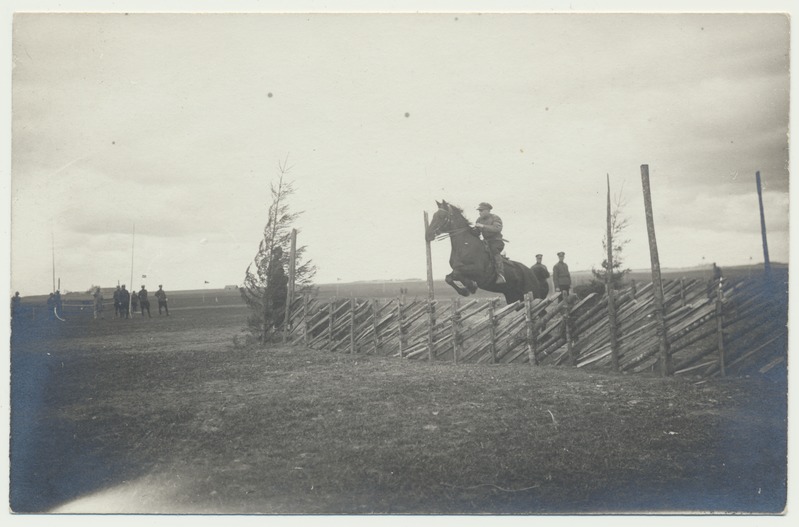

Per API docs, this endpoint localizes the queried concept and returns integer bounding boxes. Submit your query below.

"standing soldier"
[119,285,130,319]
[553,251,572,299]
[130,288,139,314]
[92,287,104,320]
[46,293,56,320]
[113,285,122,318]
[54,290,63,319]
[138,285,151,318]
[530,254,551,297]
[474,202,506,284]
[10,292,21,319]
[155,285,170,316]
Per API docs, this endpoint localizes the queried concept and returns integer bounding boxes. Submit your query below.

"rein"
[430,206,476,242]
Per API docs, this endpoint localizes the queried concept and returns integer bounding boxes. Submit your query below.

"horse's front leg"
[445,273,472,297]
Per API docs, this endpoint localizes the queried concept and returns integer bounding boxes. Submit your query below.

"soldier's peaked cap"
[477,202,492,210]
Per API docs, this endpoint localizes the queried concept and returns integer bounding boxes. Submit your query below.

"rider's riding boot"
[494,254,506,284]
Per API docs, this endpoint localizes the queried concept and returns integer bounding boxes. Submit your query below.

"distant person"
[130,289,139,314]
[707,262,724,301]
[530,254,551,297]
[267,248,288,327]
[553,251,572,299]
[10,292,21,318]
[712,263,723,282]
[138,285,151,318]
[92,287,105,320]
[54,290,63,319]
[474,202,506,284]
[155,285,169,316]
[113,285,122,318]
[46,293,56,320]
[119,285,130,319]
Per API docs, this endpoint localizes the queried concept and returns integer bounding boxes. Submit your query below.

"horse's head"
[425,200,470,242]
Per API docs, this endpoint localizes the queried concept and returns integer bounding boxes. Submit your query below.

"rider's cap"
[535,254,543,258]
[477,202,492,211]
[557,251,565,257]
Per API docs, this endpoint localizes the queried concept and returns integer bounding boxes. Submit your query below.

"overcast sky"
[6,4,791,295]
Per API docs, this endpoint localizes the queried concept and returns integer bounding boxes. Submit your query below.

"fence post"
[640,164,672,377]
[489,299,498,363]
[566,300,576,366]
[716,278,726,377]
[350,296,356,354]
[524,292,539,366]
[328,299,335,350]
[398,295,406,358]
[756,171,772,281]
[427,299,436,361]
[605,174,620,372]
[372,299,380,354]
[282,228,297,344]
[451,298,461,364]
[680,277,686,307]
[302,295,309,346]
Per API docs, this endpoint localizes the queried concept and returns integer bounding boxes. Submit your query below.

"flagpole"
[130,223,135,313]
[51,225,56,293]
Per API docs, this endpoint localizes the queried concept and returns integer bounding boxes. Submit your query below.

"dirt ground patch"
[9,303,787,514]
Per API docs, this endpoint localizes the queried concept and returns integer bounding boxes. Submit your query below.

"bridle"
[431,208,473,242]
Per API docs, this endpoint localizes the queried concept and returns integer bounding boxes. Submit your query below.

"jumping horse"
[425,200,548,304]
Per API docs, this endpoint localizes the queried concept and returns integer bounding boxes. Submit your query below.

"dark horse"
[425,200,548,304]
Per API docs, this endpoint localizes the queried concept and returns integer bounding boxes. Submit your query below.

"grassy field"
[9,293,788,515]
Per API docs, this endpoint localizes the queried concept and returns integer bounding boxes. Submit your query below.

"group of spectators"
[530,251,572,300]
[92,284,170,320]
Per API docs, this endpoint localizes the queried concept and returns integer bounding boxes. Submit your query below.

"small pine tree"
[242,158,317,344]
[590,190,631,291]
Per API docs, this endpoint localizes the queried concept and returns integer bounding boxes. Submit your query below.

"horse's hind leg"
[446,273,472,297]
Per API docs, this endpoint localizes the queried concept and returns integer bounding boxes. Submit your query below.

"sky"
[4,1,793,296]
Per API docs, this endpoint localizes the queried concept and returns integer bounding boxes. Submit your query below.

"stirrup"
[495,273,506,284]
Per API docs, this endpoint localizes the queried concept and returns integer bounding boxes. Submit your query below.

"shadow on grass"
[10,323,149,513]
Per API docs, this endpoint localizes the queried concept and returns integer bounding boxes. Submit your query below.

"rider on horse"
[474,202,506,284]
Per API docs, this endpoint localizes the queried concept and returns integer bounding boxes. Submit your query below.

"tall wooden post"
[451,298,462,364]
[641,164,672,377]
[397,295,406,358]
[606,174,620,372]
[283,228,297,344]
[302,294,309,346]
[524,292,539,366]
[424,211,436,361]
[680,277,686,307]
[565,301,576,366]
[716,278,726,377]
[427,300,436,361]
[489,299,498,363]
[372,299,380,354]
[424,211,435,302]
[349,296,356,354]
[756,171,772,280]
[328,300,335,349]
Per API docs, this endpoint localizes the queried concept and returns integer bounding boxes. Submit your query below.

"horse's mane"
[442,201,472,226]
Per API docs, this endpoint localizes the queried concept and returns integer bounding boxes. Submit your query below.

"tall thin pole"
[424,211,436,361]
[51,228,56,293]
[640,164,672,377]
[756,171,771,280]
[283,229,297,344]
[424,211,435,301]
[606,174,620,372]
[129,223,135,313]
